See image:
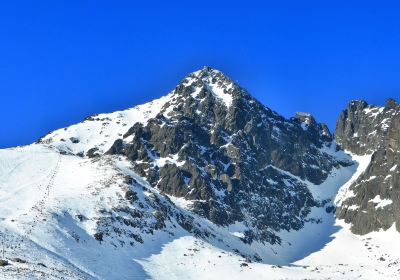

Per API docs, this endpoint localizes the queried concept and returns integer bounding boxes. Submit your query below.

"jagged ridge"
[335,98,400,234]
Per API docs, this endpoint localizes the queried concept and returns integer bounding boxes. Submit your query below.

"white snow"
[207,84,233,107]
[335,153,372,206]
[0,145,179,279]
[153,153,185,168]
[0,138,398,279]
[189,67,234,107]
[364,106,384,118]
[364,175,377,182]
[369,195,393,209]
[138,222,400,280]
[347,205,360,210]
[40,93,172,155]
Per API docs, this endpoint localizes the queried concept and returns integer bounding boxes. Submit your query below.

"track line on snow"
[19,153,62,240]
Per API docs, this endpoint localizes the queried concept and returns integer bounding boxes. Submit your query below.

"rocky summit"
[335,98,400,234]
[37,67,349,246]
[1,68,400,279]
[105,67,352,243]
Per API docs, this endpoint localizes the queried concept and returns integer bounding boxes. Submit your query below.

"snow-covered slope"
[139,222,400,280]
[1,145,399,279]
[38,94,172,156]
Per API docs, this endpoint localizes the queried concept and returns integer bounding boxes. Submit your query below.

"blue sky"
[1,1,400,148]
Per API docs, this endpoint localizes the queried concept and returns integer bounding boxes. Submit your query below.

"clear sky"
[1,1,400,148]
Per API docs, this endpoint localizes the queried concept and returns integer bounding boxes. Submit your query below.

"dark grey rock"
[12,258,26,264]
[87,147,100,158]
[105,66,350,244]
[335,98,400,234]
[94,232,104,242]
[70,137,80,144]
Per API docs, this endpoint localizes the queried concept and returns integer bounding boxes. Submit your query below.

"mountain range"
[0,67,399,279]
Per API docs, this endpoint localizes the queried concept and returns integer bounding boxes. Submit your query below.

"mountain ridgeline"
[2,67,400,279]
[38,67,398,249]
[103,67,351,244]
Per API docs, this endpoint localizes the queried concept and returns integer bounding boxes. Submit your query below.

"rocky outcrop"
[106,67,350,244]
[335,98,400,234]
[335,99,398,154]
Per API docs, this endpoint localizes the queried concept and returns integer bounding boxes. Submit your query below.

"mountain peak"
[4,66,400,279]
[195,65,222,74]
[174,67,245,108]
[190,66,227,78]
[185,66,230,83]
[348,99,368,110]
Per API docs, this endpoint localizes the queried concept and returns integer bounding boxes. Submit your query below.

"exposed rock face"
[335,99,400,234]
[105,67,350,244]
[335,99,397,154]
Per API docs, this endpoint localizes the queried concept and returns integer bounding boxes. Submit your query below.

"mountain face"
[1,67,400,279]
[41,67,349,245]
[335,99,400,234]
